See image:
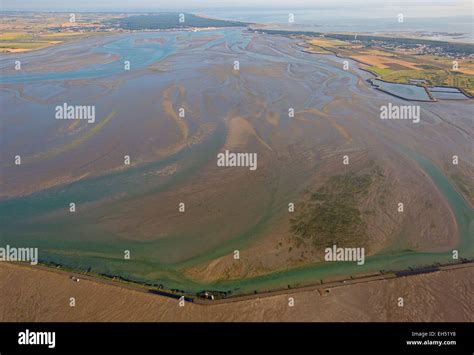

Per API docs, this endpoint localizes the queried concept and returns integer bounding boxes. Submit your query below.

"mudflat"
[1,28,473,297]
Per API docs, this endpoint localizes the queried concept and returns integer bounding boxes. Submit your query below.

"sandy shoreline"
[0,261,472,322]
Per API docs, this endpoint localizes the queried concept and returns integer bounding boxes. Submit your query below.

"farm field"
[304,36,474,95]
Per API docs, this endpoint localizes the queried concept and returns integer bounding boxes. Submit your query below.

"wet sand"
[0,262,472,322]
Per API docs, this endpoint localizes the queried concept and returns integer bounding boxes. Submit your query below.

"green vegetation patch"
[0,32,34,41]
[107,13,247,30]
[0,42,50,49]
[366,66,474,95]
[291,167,382,249]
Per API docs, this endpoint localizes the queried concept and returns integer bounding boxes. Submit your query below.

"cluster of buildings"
[369,40,473,60]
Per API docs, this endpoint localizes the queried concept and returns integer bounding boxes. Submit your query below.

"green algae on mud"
[290,166,383,250]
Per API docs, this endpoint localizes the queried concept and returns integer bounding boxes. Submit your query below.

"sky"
[1,0,472,18]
